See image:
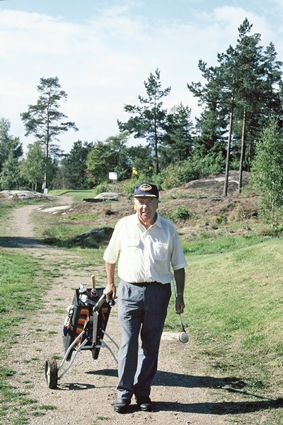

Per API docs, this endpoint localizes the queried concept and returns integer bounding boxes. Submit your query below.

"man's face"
[134,197,158,227]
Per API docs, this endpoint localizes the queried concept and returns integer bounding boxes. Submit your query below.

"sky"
[1,0,283,155]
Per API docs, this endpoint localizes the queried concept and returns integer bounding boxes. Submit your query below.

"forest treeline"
[1,18,283,216]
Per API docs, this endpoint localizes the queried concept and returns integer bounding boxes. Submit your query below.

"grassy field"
[0,251,49,424]
[191,243,283,424]
[49,189,99,202]
[1,195,283,424]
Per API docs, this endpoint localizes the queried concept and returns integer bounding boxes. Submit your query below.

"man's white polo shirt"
[103,213,187,284]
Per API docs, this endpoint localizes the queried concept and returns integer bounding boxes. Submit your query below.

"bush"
[158,153,225,190]
[93,182,111,195]
[172,206,191,221]
[94,153,225,198]
[215,215,228,224]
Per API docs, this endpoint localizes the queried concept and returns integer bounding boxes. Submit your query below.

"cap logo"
[134,182,158,198]
[139,184,152,192]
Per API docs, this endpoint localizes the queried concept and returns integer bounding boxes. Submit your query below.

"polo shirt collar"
[134,212,162,228]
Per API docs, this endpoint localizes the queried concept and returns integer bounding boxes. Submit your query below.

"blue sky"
[1,0,283,154]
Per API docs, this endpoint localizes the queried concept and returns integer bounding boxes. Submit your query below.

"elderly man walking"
[103,182,187,413]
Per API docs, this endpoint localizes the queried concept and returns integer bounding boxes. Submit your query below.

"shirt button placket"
[144,232,151,281]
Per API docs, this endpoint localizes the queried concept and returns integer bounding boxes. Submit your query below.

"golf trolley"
[45,276,118,389]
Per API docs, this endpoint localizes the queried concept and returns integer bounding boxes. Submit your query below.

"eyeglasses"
[135,198,157,206]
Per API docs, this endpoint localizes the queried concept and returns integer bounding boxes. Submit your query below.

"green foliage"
[171,206,191,221]
[61,140,93,189]
[0,117,23,175]
[215,215,227,224]
[45,157,61,191]
[20,141,45,191]
[0,151,21,190]
[93,182,111,195]
[118,68,171,173]
[158,153,225,190]
[0,118,23,190]
[252,119,283,226]
[158,167,181,190]
[188,18,283,172]
[127,144,155,178]
[86,133,131,186]
[161,103,194,165]
[20,77,78,189]
[95,149,225,198]
[21,77,78,153]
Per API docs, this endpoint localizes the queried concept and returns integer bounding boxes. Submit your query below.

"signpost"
[109,172,118,181]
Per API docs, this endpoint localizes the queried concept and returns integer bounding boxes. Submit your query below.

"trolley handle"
[93,294,115,313]
[93,294,106,312]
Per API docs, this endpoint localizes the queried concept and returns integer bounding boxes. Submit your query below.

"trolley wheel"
[45,359,58,389]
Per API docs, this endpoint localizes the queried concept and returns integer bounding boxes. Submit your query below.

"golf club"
[171,280,189,344]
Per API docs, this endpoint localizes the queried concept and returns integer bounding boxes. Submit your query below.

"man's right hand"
[104,261,117,301]
[104,282,116,301]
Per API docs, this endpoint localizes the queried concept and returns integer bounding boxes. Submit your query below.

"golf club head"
[179,330,189,343]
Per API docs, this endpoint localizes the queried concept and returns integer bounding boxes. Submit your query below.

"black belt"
[130,281,167,286]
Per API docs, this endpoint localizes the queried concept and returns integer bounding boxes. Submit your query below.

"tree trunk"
[223,98,234,197]
[238,106,246,193]
[154,121,159,174]
[43,110,50,190]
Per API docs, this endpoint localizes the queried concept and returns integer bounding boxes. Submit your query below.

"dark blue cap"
[134,183,159,199]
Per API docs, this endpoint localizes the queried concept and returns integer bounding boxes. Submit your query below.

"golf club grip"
[91,275,95,288]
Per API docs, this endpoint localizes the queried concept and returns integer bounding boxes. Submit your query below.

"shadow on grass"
[0,227,113,249]
[0,236,49,248]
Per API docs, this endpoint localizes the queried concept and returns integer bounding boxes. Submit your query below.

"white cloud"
[269,0,283,7]
[1,3,283,154]
[213,6,273,41]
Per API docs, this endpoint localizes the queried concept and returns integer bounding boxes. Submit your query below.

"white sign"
[109,172,118,180]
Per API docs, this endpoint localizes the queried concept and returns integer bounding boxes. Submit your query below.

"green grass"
[0,253,43,323]
[165,238,283,423]
[2,197,283,423]
[0,252,50,425]
[41,222,111,248]
[0,202,14,222]
[48,189,98,203]
[31,197,110,248]
[182,232,270,255]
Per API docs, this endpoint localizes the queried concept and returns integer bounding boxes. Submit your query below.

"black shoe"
[136,396,153,412]
[114,399,130,414]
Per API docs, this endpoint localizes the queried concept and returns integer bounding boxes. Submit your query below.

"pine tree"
[21,77,78,189]
[161,103,194,165]
[188,18,283,195]
[118,69,171,173]
[61,140,93,189]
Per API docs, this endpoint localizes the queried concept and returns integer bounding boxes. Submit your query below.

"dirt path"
[3,201,232,425]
